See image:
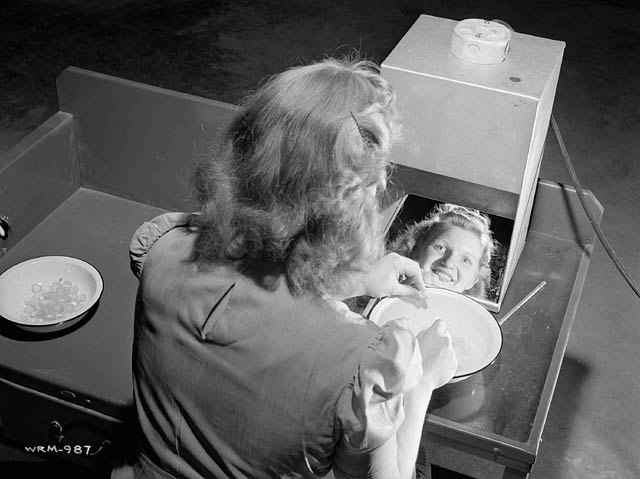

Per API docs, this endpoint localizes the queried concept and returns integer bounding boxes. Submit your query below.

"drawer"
[0,377,134,474]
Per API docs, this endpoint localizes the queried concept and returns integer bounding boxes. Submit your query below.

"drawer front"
[0,377,134,474]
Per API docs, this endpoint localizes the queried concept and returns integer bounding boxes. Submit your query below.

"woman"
[127,57,457,479]
[389,203,496,299]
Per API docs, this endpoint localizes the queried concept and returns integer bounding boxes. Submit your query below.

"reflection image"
[387,198,508,303]
[428,371,487,422]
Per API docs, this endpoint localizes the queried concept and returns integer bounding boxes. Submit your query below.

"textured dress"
[127,213,424,479]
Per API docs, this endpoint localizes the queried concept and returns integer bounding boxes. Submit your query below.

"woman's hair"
[388,203,496,298]
[190,56,399,297]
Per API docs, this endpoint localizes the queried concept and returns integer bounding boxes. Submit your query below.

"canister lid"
[449,18,512,64]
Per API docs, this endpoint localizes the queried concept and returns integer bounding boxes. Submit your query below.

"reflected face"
[418,225,483,293]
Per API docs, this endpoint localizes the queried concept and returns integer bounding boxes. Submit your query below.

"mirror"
[384,193,512,304]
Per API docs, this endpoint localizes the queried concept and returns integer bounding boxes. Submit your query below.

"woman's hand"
[357,253,427,298]
[416,319,458,389]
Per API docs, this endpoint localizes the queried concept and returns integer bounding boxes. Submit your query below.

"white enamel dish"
[368,288,502,382]
[0,256,103,333]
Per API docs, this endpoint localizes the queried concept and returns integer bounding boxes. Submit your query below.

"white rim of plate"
[368,288,503,378]
[0,255,104,327]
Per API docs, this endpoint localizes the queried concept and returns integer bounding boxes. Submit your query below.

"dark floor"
[2,1,640,478]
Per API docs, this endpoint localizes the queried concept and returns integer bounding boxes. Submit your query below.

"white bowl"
[0,256,103,333]
[368,289,502,382]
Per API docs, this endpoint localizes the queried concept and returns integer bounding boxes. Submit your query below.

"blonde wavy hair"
[190,57,399,297]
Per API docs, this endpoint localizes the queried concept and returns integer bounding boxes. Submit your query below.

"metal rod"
[498,281,546,326]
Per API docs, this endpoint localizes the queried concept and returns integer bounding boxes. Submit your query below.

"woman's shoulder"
[129,212,193,278]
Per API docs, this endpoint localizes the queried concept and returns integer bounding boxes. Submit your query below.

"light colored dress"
[127,213,424,479]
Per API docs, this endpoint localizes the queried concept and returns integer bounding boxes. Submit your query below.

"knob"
[0,216,9,240]
[50,420,64,445]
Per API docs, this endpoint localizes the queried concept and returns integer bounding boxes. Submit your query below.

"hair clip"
[350,111,367,143]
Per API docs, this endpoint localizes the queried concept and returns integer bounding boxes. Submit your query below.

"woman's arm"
[333,320,456,479]
[332,383,433,479]
[365,382,433,479]
[372,319,456,479]
[391,382,434,479]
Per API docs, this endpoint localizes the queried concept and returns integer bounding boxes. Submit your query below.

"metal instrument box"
[381,15,565,311]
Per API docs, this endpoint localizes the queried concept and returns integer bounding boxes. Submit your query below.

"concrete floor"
[1,0,639,478]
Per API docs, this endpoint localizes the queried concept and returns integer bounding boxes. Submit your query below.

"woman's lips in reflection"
[429,267,455,285]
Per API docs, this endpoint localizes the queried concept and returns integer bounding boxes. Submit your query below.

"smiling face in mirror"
[417,224,483,293]
[388,202,496,300]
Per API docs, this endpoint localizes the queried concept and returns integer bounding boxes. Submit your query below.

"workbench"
[0,68,602,478]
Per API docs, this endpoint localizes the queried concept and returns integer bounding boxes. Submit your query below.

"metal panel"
[56,67,238,211]
[0,189,165,418]
[382,14,565,194]
[387,165,520,222]
[385,70,538,193]
[0,112,78,254]
[528,180,603,245]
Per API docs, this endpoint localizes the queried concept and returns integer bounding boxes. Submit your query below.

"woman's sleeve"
[333,319,424,477]
[129,212,192,278]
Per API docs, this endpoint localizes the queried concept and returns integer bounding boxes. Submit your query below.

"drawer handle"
[0,216,9,241]
[49,420,64,445]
